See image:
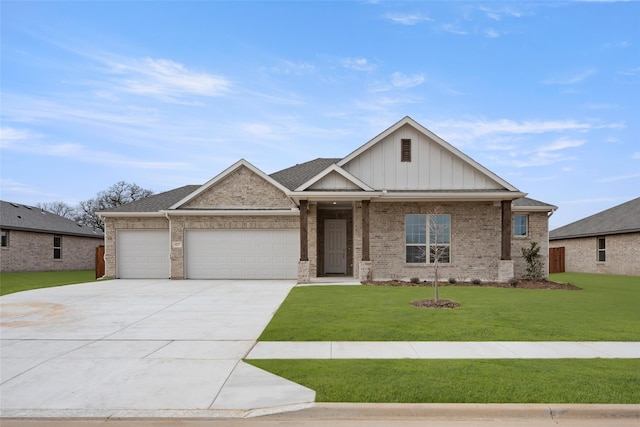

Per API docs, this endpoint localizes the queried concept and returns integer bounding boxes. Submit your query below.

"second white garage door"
[185,229,299,279]
[117,230,170,279]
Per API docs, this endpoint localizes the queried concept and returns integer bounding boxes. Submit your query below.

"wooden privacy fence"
[549,247,565,274]
[95,245,105,278]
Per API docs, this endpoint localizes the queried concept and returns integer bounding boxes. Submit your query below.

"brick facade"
[0,230,103,273]
[550,232,640,276]
[365,202,549,282]
[183,166,295,209]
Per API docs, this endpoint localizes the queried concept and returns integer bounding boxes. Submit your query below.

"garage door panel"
[185,229,299,279]
[117,230,170,279]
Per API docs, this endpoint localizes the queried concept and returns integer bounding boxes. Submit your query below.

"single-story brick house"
[0,200,104,273]
[99,116,556,282]
[549,197,640,276]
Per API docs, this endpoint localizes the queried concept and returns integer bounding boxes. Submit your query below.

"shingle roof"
[513,197,557,209]
[270,158,341,190]
[0,200,103,238]
[99,185,201,213]
[550,197,640,240]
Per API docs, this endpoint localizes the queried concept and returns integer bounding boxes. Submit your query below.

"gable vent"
[401,139,411,162]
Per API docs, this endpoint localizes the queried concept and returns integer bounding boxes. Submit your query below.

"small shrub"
[509,278,519,287]
[521,241,543,281]
[448,277,457,284]
[410,277,420,284]
[471,278,482,285]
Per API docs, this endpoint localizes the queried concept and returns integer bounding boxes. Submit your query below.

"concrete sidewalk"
[247,341,640,359]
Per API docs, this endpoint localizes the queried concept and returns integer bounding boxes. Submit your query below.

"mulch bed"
[363,279,582,290]
[411,299,460,309]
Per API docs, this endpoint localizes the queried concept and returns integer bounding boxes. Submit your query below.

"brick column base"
[498,260,515,282]
[298,260,311,284]
[359,261,373,282]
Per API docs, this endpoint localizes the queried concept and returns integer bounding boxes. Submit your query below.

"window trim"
[401,139,411,162]
[1,230,8,248]
[597,237,606,262]
[405,214,451,264]
[53,235,62,260]
[513,214,528,237]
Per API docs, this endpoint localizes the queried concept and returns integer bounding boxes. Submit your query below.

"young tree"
[76,181,154,231]
[35,201,76,220]
[418,208,450,303]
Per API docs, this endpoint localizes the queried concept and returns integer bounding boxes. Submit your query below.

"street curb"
[259,403,640,420]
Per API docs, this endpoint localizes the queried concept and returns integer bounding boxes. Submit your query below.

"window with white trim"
[513,214,528,237]
[597,237,606,262]
[405,214,451,264]
[1,230,8,247]
[54,235,62,259]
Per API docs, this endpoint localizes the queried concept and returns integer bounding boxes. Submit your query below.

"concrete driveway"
[0,279,314,418]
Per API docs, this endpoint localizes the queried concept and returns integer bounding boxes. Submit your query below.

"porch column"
[300,200,309,261]
[362,200,370,261]
[501,200,512,260]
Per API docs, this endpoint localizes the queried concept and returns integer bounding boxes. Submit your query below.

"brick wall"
[0,230,103,273]
[550,232,640,276]
[367,202,549,282]
[512,211,550,278]
[182,166,295,209]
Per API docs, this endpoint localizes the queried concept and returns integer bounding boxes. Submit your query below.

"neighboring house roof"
[550,197,640,240]
[99,185,200,213]
[0,200,103,238]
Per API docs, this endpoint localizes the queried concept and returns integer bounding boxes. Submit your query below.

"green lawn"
[259,273,640,341]
[252,273,639,404]
[247,359,640,404]
[0,270,101,296]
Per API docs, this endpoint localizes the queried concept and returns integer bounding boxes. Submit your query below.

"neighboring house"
[549,197,640,276]
[0,200,104,273]
[99,116,556,282]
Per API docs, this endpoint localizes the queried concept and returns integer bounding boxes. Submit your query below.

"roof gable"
[171,159,294,210]
[0,200,103,237]
[338,116,519,192]
[270,158,340,190]
[296,164,374,192]
[550,197,640,240]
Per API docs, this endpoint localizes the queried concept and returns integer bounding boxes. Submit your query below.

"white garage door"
[185,229,299,279]
[117,230,170,279]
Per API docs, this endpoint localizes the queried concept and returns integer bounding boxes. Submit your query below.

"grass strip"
[259,273,640,342]
[247,359,640,404]
[0,270,101,296]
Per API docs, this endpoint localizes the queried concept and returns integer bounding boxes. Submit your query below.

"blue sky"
[1,1,638,229]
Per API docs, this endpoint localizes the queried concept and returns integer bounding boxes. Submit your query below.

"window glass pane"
[406,245,426,263]
[514,215,527,236]
[54,236,61,247]
[1,231,7,247]
[429,214,450,244]
[54,248,61,259]
[598,238,605,250]
[406,215,426,244]
[598,251,606,262]
[430,245,450,263]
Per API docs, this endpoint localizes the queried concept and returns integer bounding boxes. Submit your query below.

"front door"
[324,219,347,274]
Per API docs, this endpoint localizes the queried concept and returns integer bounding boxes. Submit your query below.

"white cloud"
[384,12,432,25]
[483,28,501,38]
[342,57,376,72]
[391,72,425,89]
[538,138,585,152]
[107,57,230,99]
[542,68,596,85]
[441,23,468,35]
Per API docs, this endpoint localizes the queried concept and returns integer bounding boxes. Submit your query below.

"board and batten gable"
[341,123,504,191]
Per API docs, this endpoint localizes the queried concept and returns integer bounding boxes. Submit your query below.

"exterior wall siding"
[0,230,103,273]
[550,232,640,276]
